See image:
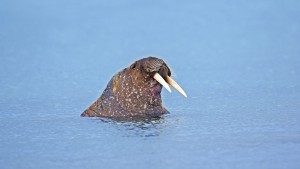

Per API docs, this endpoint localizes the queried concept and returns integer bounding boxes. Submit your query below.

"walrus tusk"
[166,76,188,97]
[153,73,171,93]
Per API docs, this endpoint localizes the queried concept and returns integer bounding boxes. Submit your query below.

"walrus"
[81,56,187,118]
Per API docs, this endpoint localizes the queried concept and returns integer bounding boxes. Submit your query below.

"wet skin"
[81,57,171,118]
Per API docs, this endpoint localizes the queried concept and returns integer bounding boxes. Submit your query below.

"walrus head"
[81,56,187,118]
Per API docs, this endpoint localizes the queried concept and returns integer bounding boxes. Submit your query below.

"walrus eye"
[130,62,137,69]
[153,73,188,98]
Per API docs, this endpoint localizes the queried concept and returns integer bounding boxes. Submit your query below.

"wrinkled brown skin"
[81,57,171,118]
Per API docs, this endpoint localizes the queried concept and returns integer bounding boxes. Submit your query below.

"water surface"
[1,0,300,169]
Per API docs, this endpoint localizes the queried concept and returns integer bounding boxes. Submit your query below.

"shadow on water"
[92,116,168,138]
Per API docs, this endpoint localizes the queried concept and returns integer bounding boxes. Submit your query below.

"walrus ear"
[130,61,137,69]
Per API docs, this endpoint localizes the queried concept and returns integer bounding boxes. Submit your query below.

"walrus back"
[81,102,99,117]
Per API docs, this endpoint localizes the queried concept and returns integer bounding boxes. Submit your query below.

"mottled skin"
[81,57,171,118]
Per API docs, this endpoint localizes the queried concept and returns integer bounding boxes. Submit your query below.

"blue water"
[1,0,300,168]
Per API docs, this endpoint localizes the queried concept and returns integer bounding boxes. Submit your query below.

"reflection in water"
[96,116,167,138]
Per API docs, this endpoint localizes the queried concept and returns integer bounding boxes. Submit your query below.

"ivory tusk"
[153,73,171,93]
[166,76,187,97]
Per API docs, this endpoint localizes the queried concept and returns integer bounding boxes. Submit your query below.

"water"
[1,0,300,168]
